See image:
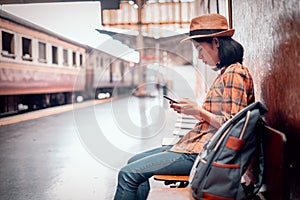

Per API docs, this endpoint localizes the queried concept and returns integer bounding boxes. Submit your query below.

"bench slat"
[147,188,193,200]
[154,175,189,182]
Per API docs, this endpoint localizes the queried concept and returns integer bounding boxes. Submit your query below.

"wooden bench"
[154,175,190,188]
[161,115,196,146]
[148,188,193,200]
[148,124,287,200]
[173,115,198,137]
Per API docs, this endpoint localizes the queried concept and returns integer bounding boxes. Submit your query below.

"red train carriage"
[0,10,86,115]
[0,10,138,117]
[88,48,136,99]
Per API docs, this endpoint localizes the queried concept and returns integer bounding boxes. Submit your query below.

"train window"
[52,46,58,64]
[38,41,47,63]
[1,31,15,58]
[22,37,32,61]
[63,49,69,66]
[100,57,103,67]
[72,51,77,67]
[96,57,99,68]
[79,54,83,67]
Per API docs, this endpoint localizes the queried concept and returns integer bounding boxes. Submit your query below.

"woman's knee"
[118,166,140,190]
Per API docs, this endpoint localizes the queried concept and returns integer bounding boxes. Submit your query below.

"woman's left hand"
[170,98,200,116]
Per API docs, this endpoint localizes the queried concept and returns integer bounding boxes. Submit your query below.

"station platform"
[0,94,193,200]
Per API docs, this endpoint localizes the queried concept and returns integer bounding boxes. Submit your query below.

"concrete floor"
[0,65,201,200]
[0,96,179,200]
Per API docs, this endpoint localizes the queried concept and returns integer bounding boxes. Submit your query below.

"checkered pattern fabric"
[171,63,255,154]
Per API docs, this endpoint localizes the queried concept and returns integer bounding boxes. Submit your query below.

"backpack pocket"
[192,135,247,199]
[202,161,242,198]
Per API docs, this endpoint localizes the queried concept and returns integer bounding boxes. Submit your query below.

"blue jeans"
[113,145,197,200]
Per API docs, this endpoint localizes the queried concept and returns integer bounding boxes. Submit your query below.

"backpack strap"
[243,119,265,197]
[240,111,251,139]
[252,119,265,195]
[213,110,251,152]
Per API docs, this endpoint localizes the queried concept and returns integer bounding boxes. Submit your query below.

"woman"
[113,13,254,200]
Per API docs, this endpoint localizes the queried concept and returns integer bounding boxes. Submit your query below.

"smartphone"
[163,95,178,104]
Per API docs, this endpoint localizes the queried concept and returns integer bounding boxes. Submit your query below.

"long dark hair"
[192,37,244,69]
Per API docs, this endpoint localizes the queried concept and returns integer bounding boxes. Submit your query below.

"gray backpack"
[189,102,268,200]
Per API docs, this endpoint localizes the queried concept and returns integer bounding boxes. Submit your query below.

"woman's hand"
[170,98,222,128]
[170,98,200,116]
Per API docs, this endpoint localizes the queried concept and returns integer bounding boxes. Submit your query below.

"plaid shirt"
[170,63,255,154]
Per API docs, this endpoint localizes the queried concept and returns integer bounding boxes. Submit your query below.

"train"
[0,9,138,117]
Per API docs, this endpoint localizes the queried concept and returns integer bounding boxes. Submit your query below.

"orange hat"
[181,14,234,42]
